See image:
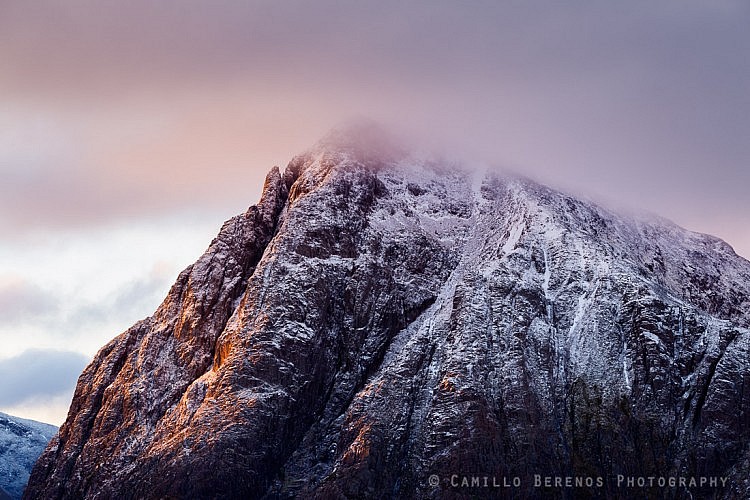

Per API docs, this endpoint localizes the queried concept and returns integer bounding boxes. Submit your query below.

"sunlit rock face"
[25,128,750,499]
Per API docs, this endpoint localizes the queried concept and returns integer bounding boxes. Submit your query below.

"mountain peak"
[26,135,750,499]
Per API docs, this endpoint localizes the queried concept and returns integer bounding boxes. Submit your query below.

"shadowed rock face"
[25,130,750,499]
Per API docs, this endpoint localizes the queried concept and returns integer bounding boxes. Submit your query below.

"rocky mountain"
[25,126,750,499]
[0,412,56,499]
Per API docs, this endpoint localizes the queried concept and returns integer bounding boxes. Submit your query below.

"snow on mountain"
[25,126,750,499]
[0,412,57,499]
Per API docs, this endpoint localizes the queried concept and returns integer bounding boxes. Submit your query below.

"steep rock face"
[0,412,56,499]
[26,131,750,499]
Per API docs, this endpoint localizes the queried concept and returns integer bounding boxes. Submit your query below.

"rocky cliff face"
[0,412,57,499]
[25,128,750,499]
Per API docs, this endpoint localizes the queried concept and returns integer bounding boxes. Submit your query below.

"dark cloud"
[0,349,89,407]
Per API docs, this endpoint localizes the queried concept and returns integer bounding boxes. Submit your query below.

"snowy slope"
[0,412,56,499]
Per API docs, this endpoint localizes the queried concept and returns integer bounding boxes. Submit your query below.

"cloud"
[0,349,89,409]
[0,214,220,361]
[66,265,174,328]
[0,278,58,324]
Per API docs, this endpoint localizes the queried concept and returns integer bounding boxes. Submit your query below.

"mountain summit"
[26,128,750,499]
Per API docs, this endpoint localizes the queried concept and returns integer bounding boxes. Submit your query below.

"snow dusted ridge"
[26,126,750,499]
[0,412,57,499]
